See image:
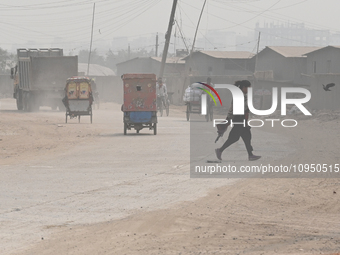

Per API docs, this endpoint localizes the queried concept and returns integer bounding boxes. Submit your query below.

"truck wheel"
[16,98,23,110]
[22,92,29,111]
[28,94,38,112]
[16,90,23,110]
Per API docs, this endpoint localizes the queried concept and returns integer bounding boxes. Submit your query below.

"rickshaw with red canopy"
[122,73,157,135]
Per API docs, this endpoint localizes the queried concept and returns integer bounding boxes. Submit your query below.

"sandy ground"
[1,98,340,255]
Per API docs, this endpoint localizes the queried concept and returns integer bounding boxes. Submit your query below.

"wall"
[116,58,185,78]
[186,53,254,76]
[256,49,307,85]
[117,58,158,77]
[306,47,340,75]
[187,75,253,109]
[309,74,340,111]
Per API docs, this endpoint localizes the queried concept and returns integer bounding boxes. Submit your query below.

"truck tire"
[24,92,37,112]
[16,90,23,110]
[28,94,39,112]
[22,92,29,111]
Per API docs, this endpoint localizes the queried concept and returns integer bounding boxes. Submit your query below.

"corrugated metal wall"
[310,74,340,111]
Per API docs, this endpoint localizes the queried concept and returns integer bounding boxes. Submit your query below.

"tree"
[0,48,15,74]
[78,49,105,66]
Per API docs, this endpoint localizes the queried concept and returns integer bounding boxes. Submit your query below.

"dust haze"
[1,0,340,255]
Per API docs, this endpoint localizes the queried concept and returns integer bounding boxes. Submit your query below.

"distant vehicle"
[10,48,78,111]
[183,82,213,122]
[122,73,157,135]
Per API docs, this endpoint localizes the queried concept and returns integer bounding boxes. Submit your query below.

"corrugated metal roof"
[303,45,340,55]
[181,50,254,60]
[265,46,321,57]
[117,56,185,65]
[116,57,148,66]
[151,56,185,64]
[199,50,255,59]
[78,63,115,76]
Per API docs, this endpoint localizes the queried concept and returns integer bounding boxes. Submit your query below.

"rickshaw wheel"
[153,123,157,135]
[124,123,127,135]
[90,112,93,124]
[137,130,139,134]
[186,104,190,121]
[159,104,163,117]
[65,113,68,123]
[166,100,170,116]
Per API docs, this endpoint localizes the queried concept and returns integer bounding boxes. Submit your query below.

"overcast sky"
[1,0,339,54]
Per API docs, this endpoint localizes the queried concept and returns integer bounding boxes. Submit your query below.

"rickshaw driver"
[156,77,168,108]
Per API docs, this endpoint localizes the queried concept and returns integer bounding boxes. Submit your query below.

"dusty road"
[1,98,340,255]
[0,98,233,253]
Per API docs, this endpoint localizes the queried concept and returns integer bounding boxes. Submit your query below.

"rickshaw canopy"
[66,76,92,100]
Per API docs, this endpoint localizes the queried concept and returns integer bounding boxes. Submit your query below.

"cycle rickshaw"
[63,76,93,123]
[183,82,213,122]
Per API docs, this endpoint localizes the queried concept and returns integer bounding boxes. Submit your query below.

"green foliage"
[0,48,15,74]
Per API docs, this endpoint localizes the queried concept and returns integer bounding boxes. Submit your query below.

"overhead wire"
[0,0,165,49]
[0,0,335,55]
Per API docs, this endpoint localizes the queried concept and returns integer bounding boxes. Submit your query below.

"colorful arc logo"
[197,82,222,106]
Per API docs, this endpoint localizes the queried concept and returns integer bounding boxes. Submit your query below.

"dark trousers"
[220,125,253,156]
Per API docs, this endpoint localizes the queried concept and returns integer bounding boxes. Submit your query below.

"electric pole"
[158,0,178,79]
[155,33,159,57]
[254,32,261,73]
[181,0,206,99]
[87,3,95,76]
[128,44,130,60]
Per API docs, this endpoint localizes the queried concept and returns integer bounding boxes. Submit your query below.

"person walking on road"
[215,80,261,161]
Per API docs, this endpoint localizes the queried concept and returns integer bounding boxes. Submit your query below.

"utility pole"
[190,0,206,55]
[128,44,130,60]
[254,32,263,109]
[155,33,159,57]
[87,3,95,76]
[181,0,206,99]
[158,0,178,79]
[254,32,261,74]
